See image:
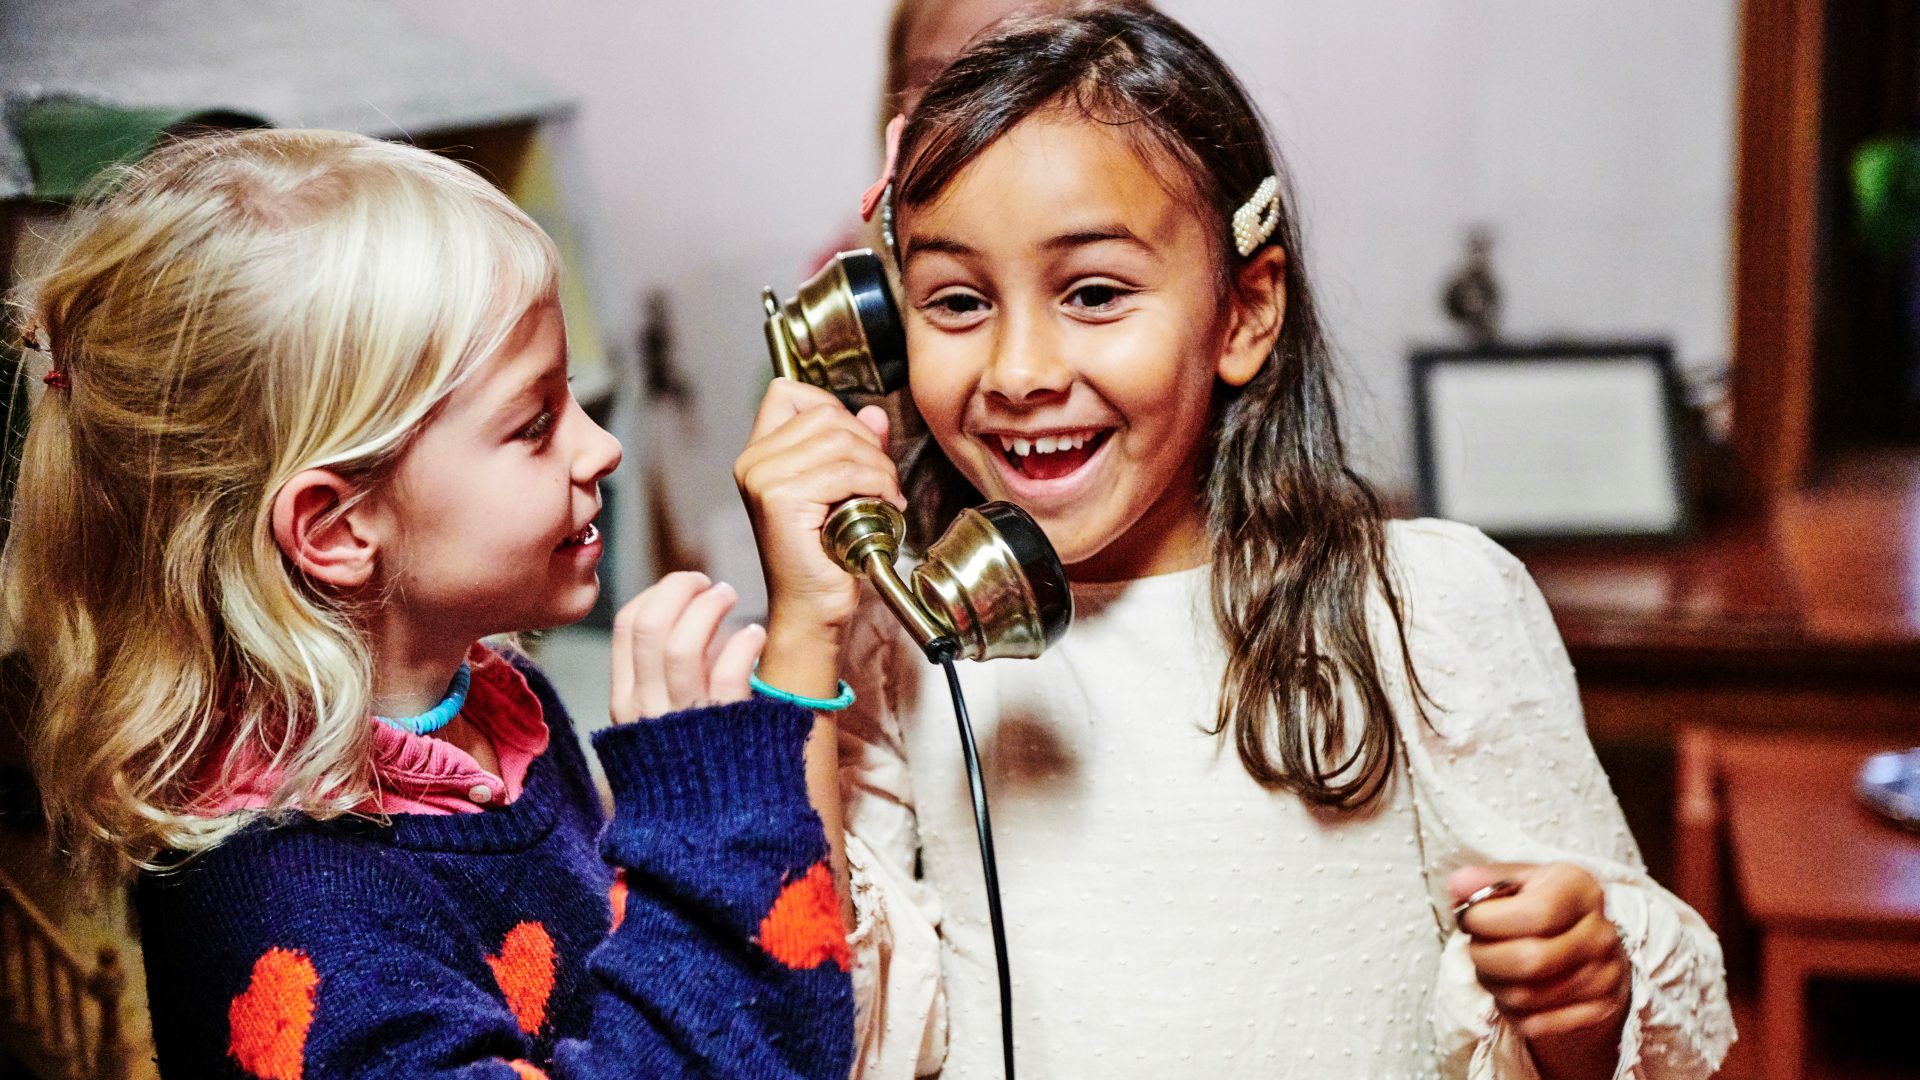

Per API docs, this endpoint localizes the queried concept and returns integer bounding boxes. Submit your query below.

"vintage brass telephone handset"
[763,249,1068,1078]
[761,249,1071,664]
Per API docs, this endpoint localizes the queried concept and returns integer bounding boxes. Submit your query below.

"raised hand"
[610,572,765,723]
[732,377,901,699]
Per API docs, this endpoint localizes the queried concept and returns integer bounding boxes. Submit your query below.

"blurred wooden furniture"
[1511,455,1920,750]
[0,868,127,1080]
[1673,732,1920,1080]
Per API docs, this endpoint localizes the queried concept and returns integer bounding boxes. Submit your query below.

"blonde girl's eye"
[515,409,557,443]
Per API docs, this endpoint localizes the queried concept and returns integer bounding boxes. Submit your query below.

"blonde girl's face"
[899,114,1244,582]
[370,299,622,647]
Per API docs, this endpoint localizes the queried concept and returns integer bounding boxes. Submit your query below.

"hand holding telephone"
[760,249,1071,664]
[758,249,1066,1079]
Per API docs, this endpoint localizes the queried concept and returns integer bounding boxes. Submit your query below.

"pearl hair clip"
[1232,175,1281,258]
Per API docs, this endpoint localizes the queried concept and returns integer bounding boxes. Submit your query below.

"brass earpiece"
[763,251,1073,663]
[762,250,908,396]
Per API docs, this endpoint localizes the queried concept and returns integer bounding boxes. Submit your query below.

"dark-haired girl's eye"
[935,293,986,315]
[1066,282,1131,315]
[921,289,991,326]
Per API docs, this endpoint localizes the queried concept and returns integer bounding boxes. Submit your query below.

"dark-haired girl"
[735,5,1732,1077]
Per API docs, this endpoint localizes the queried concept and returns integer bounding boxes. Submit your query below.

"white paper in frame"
[1411,343,1688,539]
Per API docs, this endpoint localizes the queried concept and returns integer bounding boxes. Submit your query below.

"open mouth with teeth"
[558,521,600,548]
[994,430,1111,481]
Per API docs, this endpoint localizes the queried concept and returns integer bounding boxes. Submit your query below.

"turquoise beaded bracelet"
[749,666,856,712]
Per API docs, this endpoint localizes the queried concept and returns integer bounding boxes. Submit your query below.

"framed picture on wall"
[1410,341,1690,539]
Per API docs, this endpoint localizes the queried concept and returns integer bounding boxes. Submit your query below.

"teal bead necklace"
[374,661,472,736]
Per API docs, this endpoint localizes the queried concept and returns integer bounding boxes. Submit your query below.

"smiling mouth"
[992,429,1111,481]
[558,521,600,548]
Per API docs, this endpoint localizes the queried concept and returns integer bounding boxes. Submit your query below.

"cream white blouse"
[838,519,1733,1078]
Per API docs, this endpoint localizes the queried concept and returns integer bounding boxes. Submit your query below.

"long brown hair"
[890,2,1425,808]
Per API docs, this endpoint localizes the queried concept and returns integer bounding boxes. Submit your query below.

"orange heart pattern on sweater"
[505,1061,550,1079]
[609,871,629,933]
[756,862,850,972]
[487,921,557,1035]
[228,947,319,1080]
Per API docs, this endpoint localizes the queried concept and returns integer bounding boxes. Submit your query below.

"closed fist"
[1449,863,1631,1078]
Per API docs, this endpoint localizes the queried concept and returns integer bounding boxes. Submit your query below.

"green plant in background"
[1853,135,1920,259]
[13,97,267,201]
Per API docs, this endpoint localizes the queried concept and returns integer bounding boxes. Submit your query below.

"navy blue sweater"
[136,658,854,1079]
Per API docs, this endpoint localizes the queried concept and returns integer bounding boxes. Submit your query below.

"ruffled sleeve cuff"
[846,834,947,1078]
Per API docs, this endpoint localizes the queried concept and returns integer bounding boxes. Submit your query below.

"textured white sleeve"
[840,600,948,1079]
[1381,521,1735,1079]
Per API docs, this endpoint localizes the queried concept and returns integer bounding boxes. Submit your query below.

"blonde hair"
[3,128,558,873]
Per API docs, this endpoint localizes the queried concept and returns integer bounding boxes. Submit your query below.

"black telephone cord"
[939,657,1016,1080]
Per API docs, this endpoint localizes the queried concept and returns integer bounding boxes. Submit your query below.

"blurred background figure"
[814,0,1122,269]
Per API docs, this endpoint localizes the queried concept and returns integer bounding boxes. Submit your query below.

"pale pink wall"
[388,0,1737,604]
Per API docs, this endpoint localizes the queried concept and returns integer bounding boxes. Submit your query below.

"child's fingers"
[1467,909,1620,985]
[742,403,895,477]
[1455,863,1601,941]
[1446,863,1538,907]
[734,408,905,521]
[610,598,639,718]
[1477,952,1628,1017]
[1506,994,1632,1045]
[661,583,739,708]
[746,377,847,441]
[609,571,711,723]
[708,623,766,704]
[854,403,890,445]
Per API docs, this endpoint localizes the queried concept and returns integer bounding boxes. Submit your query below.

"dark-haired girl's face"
[899,113,1249,581]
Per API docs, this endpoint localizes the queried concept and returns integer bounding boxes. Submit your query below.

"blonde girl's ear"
[271,469,377,589]
[1218,245,1288,388]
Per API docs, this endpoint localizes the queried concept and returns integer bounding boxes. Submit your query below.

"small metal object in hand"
[1452,879,1521,931]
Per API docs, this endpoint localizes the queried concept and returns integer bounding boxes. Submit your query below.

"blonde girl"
[735,5,1733,1078]
[7,128,851,1078]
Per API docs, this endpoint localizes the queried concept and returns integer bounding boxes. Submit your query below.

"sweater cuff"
[592,697,815,822]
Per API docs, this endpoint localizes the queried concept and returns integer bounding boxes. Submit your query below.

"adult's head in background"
[880,0,1157,140]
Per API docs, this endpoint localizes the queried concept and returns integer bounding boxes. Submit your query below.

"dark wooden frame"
[1410,340,1692,540]
[1731,0,1827,496]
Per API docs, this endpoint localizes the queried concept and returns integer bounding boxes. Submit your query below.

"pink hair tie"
[859,115,908,223]
[21,325,67,389]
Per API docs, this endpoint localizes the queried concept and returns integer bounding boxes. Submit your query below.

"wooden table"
[1711,735,1920,1080]
[1509,462,1920,747]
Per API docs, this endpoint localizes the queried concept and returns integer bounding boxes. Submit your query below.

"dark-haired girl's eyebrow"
[902,235,978,267]
[1042,226,1153,254]
[904,227,1155,269]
